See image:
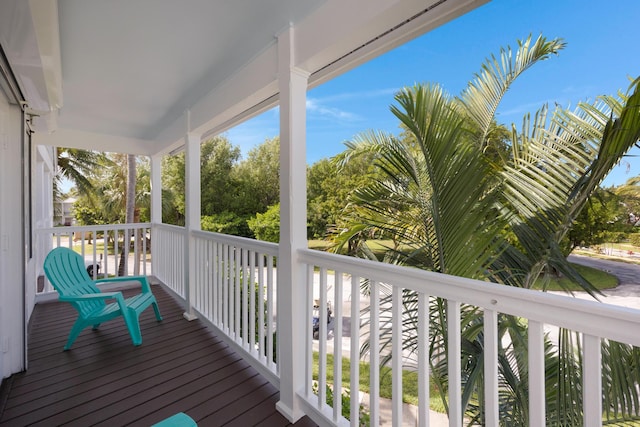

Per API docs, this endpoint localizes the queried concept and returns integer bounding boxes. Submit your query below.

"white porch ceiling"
[56,0,323,143]
[0,0,488,156]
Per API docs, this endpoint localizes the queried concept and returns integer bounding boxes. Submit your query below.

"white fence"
[36,223,151,295]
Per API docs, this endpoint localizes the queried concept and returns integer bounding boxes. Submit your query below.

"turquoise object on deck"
[43,246,162,350]
[151,412,197,427]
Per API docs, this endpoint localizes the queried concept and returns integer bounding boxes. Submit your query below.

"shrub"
[247,203,280,243]
[629,233,640,247]
[602,231,628,243]
[201,212,252,237]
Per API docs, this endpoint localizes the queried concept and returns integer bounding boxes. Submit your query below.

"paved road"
[566,254,640,311]
[568,254,640,297]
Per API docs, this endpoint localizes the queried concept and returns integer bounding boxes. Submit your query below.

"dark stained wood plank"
[0,284,317,427]
[223,391,284,427]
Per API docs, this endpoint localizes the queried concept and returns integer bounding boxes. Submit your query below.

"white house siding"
[0,83,26,379]
[26,146,55,322]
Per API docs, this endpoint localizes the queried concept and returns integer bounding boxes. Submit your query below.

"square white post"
[150,153,162,225]
[275,26,309,423]
[150,153,162,281]
[184,131,201,321]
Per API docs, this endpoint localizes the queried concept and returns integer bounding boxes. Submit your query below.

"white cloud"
[224,88,399,154]
[498,98,568,119]
[561,84,598,99]
[498,100,547,117]
[305,98,360,121]
[304,88,398,122]
[316,88,399,103]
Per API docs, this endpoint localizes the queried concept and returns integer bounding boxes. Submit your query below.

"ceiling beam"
[34,128,157,156]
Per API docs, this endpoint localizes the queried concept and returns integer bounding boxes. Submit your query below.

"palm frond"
[391,84,506,279]
[501,78,640,293]
[458,34,566,148]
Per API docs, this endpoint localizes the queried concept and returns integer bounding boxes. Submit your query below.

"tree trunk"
[118,154,136,276]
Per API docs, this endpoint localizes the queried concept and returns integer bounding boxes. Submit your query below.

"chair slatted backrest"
[44,247,105,318]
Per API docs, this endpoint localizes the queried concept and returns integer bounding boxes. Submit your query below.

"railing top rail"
[38,223,151,234]
[152,223,188,233]
[191,229,278,256]
[299,248,640,347]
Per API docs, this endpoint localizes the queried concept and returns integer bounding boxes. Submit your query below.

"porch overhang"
[1,0,488,156]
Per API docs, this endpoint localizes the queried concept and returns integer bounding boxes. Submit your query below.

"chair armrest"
[95,275,152,293]
[59,292,121,302]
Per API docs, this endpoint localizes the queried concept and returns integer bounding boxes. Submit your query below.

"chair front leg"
[65,317,89,351]
[122,307,142,346]
[151,298,162,322]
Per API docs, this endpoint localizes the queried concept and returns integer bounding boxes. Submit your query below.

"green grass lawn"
[532,263,618,292]
[308,239,400,252]
[69,241,151,259]
[308,239,333,251]
[313,351,446,413]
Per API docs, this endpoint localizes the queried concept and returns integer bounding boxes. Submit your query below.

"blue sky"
[226,0,640,187]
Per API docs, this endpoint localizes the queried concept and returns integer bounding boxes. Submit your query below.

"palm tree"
[54,147,109,201]
[334,35,640,424]
[68,152,148,275]
[116,154,137,276]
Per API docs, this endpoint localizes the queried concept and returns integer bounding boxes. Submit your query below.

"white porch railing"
[153,225,280,385]
[34,223,640,426]
[153,223,187,298]
[190,230,279,380]
[298,248,640,427]
[36,223,151,295]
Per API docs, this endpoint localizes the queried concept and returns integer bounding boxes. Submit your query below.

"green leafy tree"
[335,34,640,424]
[247,203,280,243]
[201,137,242,215]
[233,136,280,215]
[566,188,625,249]
[161,136,281,236]
[307,156,380,239]
[162,150,186,225]
[201,212,252,236]
[613,175,640,223]
[162,136,242,226]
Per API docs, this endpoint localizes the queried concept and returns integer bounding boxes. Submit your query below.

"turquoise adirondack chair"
[43,246,162,350]
[152,412,197,427]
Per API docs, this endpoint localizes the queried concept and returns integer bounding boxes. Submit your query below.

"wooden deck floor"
[0,285,316,427]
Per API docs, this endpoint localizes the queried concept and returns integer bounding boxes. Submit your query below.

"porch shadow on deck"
[0,285,316,427]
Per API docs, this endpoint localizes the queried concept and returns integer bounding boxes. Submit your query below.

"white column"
[183,131,201,321]
[150,153,162,281]
[275,26,309,423]
[150,153,162,225]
